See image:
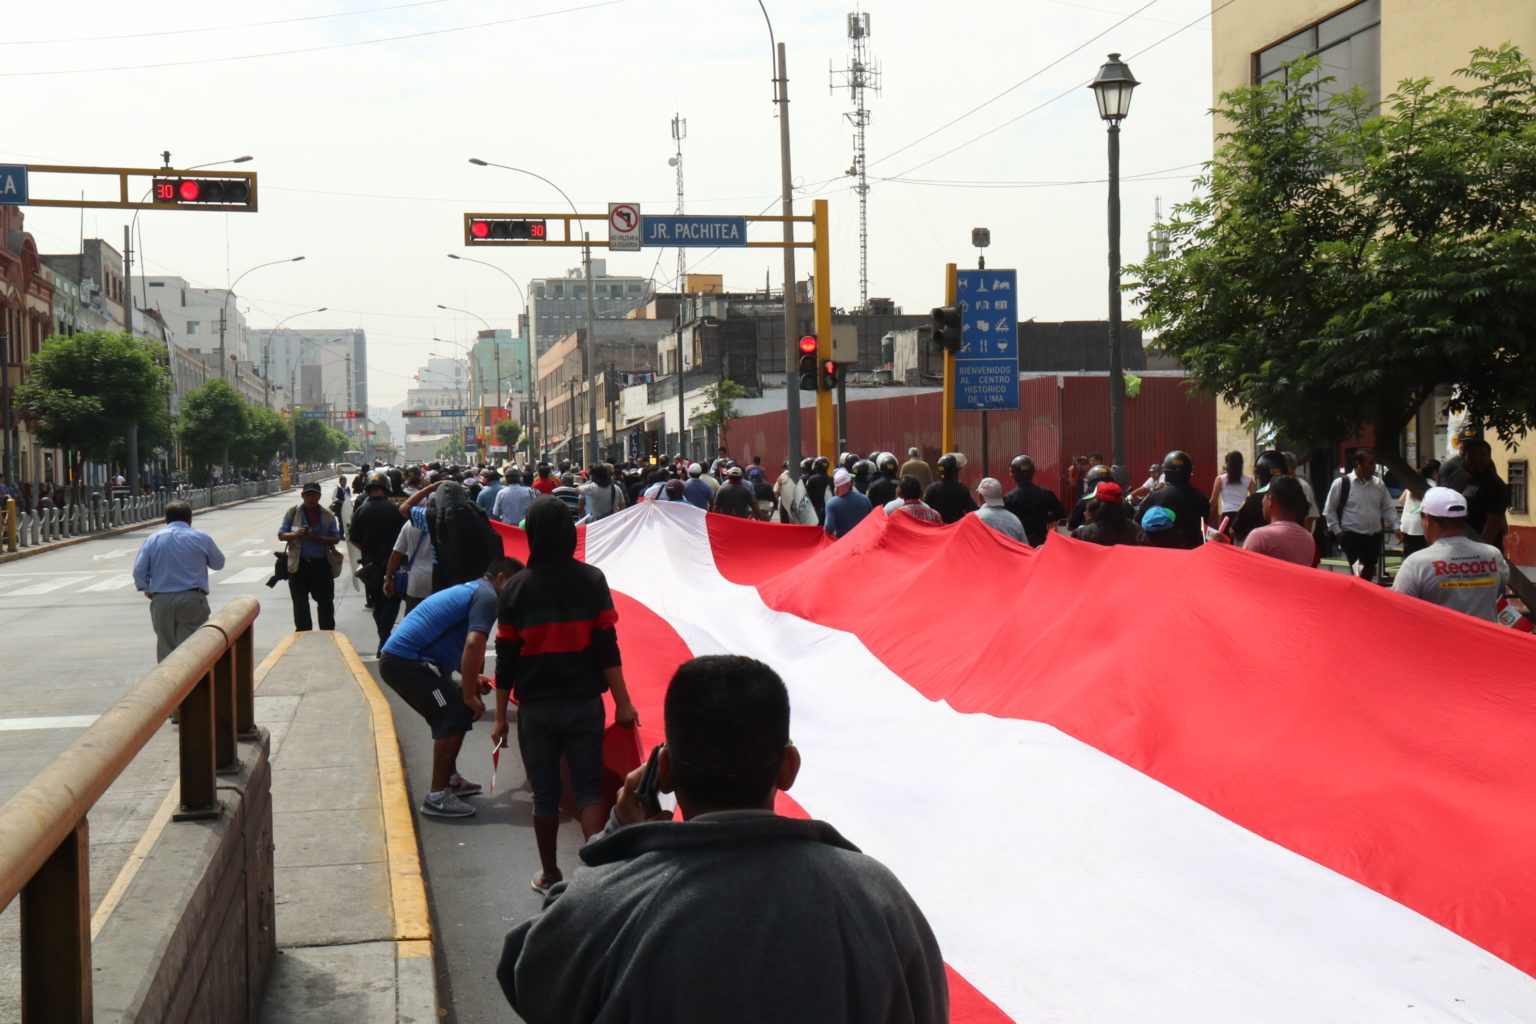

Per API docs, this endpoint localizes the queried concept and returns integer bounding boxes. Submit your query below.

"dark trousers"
[1402,534,1429,559]
[288,556,336,631]
[1340,531,1384,583]
[359,562,401,648]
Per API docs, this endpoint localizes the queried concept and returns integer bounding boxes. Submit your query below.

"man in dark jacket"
[1003,454,1066,547]
[494,497,640,895]
[923,452,977,524]
[348,471,406,653]
[497,654,948,1024]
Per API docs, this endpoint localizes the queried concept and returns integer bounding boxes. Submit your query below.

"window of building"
[187,321,201,335]
[1510,460,1528,514]
[1255,0,1380,108]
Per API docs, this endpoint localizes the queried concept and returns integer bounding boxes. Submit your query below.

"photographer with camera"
[497,654,948,1024]
[278,481,343,631]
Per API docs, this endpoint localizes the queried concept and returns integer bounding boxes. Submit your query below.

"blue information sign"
[0,165,29,206]
[954,269,1019,411]
[641,215,748,247]
[463,425,477,451]
[300,410,327,420]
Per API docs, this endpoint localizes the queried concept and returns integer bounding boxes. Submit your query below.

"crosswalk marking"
[12,575,94,596]
[0,715,101,732]
[92,547,139,561]
[221,566,272,585]
[240,549,273,558]
[82,576,135,592]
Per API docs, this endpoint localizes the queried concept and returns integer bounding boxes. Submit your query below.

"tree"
[494,419,523,451]
[692,380,747,449]
[178,378,247,476]
[1130,46,1536,493]
[16,330,171,465]
[292,418,348,465]
[436,433,465,461]
[231,406,289,470]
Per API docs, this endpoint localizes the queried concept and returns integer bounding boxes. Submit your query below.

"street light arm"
[446,253,527,307]
[436,303,491,331]
[467,159,578,215]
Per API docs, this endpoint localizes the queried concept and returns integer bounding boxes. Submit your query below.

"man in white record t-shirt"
[1392,486,1509,622]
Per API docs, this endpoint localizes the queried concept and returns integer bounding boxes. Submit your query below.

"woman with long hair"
[1209,450,1254,533]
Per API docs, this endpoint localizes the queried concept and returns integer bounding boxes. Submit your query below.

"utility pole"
[122,225,141,495]
[0,330,12,487]
[672,113,688,462]
[776,43,802,481]
[581,234,598,466]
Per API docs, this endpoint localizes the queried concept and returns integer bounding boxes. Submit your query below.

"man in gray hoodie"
[497,654,948,1024]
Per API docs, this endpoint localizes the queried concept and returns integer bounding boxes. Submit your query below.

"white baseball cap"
[1421,486,1468,518]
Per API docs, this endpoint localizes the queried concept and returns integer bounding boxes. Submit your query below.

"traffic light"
[931,305,963,353]
[151,176,253,207]
[797,335,819,391]
[467,217,548,243]
[821,360,840,391]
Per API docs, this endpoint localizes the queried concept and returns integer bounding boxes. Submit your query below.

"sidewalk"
[254,631,437,1024]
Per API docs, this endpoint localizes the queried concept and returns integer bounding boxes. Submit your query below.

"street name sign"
[0,165,28,205]
[641,215,747,247]
[300,410,327,420]
[955,268,1020,411]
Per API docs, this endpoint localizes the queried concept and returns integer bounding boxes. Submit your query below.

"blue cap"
[1142,506,1177,532]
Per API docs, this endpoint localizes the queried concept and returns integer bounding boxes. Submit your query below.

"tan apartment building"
[1209,0,1536,563]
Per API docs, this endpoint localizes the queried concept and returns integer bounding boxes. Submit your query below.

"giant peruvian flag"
[495,501,1536,1022]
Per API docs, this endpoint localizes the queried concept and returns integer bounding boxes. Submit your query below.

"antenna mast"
[671,114,687,295]
[831,9,880,312]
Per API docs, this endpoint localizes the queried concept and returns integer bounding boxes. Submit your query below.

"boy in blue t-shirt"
[380,556,521,817]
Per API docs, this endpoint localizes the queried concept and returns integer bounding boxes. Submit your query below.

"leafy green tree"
[292,418,348,464]
[177,378,247,475]
[231,406,289,469]
[494,419,523,451]
[692,380,747,449]
[1130,46,1536,492]
[436,433,466,461]
[16,330,171,465]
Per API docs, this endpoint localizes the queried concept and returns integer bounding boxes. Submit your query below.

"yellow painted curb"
[331,632,433,943]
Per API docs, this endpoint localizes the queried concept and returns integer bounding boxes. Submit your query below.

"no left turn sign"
[608,202,641,251]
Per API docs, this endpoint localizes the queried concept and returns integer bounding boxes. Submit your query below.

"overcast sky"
[6,0,1216,408]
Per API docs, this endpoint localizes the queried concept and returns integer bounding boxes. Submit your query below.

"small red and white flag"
[495,503,1536,1021]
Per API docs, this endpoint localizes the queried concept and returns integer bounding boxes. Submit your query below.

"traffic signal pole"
[941,263,957,454]
[813,199,835,461]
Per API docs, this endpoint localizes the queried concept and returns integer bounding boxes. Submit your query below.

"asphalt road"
[0,491,553,1023]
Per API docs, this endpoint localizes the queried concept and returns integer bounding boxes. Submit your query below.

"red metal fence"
[726,374,1216,500]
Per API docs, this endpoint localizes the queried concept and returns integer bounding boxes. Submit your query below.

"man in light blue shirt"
[476,468,504,515]
[492,471,536,526]
[133,501,226,661]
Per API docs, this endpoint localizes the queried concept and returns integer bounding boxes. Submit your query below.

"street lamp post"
[469,159,599,467]
[262,306,327,409]
[1089,53,1139,487]
[446,253,534,459]
[219,255,306,379]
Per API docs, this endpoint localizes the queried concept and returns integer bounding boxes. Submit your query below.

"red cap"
[1092,481,1124,503]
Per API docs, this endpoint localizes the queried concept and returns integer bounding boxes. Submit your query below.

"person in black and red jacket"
[493,496,640,896]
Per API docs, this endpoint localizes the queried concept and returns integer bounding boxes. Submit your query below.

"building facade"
[527,259,651,360]
[1210,0,1536,562]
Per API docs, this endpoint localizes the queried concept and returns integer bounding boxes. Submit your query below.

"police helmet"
[852,459,874,479]
[937,452,966,479]
[876,452,899,474]
[1161,450,1194,484]
[1084,464,1113,488]
[1009,454,1036,482]
[1254,449,1288,482]
[813,456,831,474]
[800,457,815,475]
[839,452,859,471]
[364,470,391,493]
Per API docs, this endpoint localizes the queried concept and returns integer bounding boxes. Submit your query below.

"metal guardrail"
[0,597,260,1022]
[0,474,333,554]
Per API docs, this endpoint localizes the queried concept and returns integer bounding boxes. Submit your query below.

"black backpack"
[430,505,504,589]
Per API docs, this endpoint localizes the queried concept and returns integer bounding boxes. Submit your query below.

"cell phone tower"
[670,114,686,295]
[831,9,880,312]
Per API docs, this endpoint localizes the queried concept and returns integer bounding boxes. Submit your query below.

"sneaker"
[420,791,476,818]
[447,776,482,798]
[531,870,562,896]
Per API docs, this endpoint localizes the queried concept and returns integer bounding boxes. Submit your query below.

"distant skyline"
[7,0,1216,407]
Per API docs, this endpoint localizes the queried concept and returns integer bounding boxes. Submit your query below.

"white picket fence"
[1,470,332,552]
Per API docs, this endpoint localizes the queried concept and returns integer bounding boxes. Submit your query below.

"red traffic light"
[467,218,548,243]
[471,219,491,239]
[151,176,253,206]
[179,180,201,201]
[798,335,817,355]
